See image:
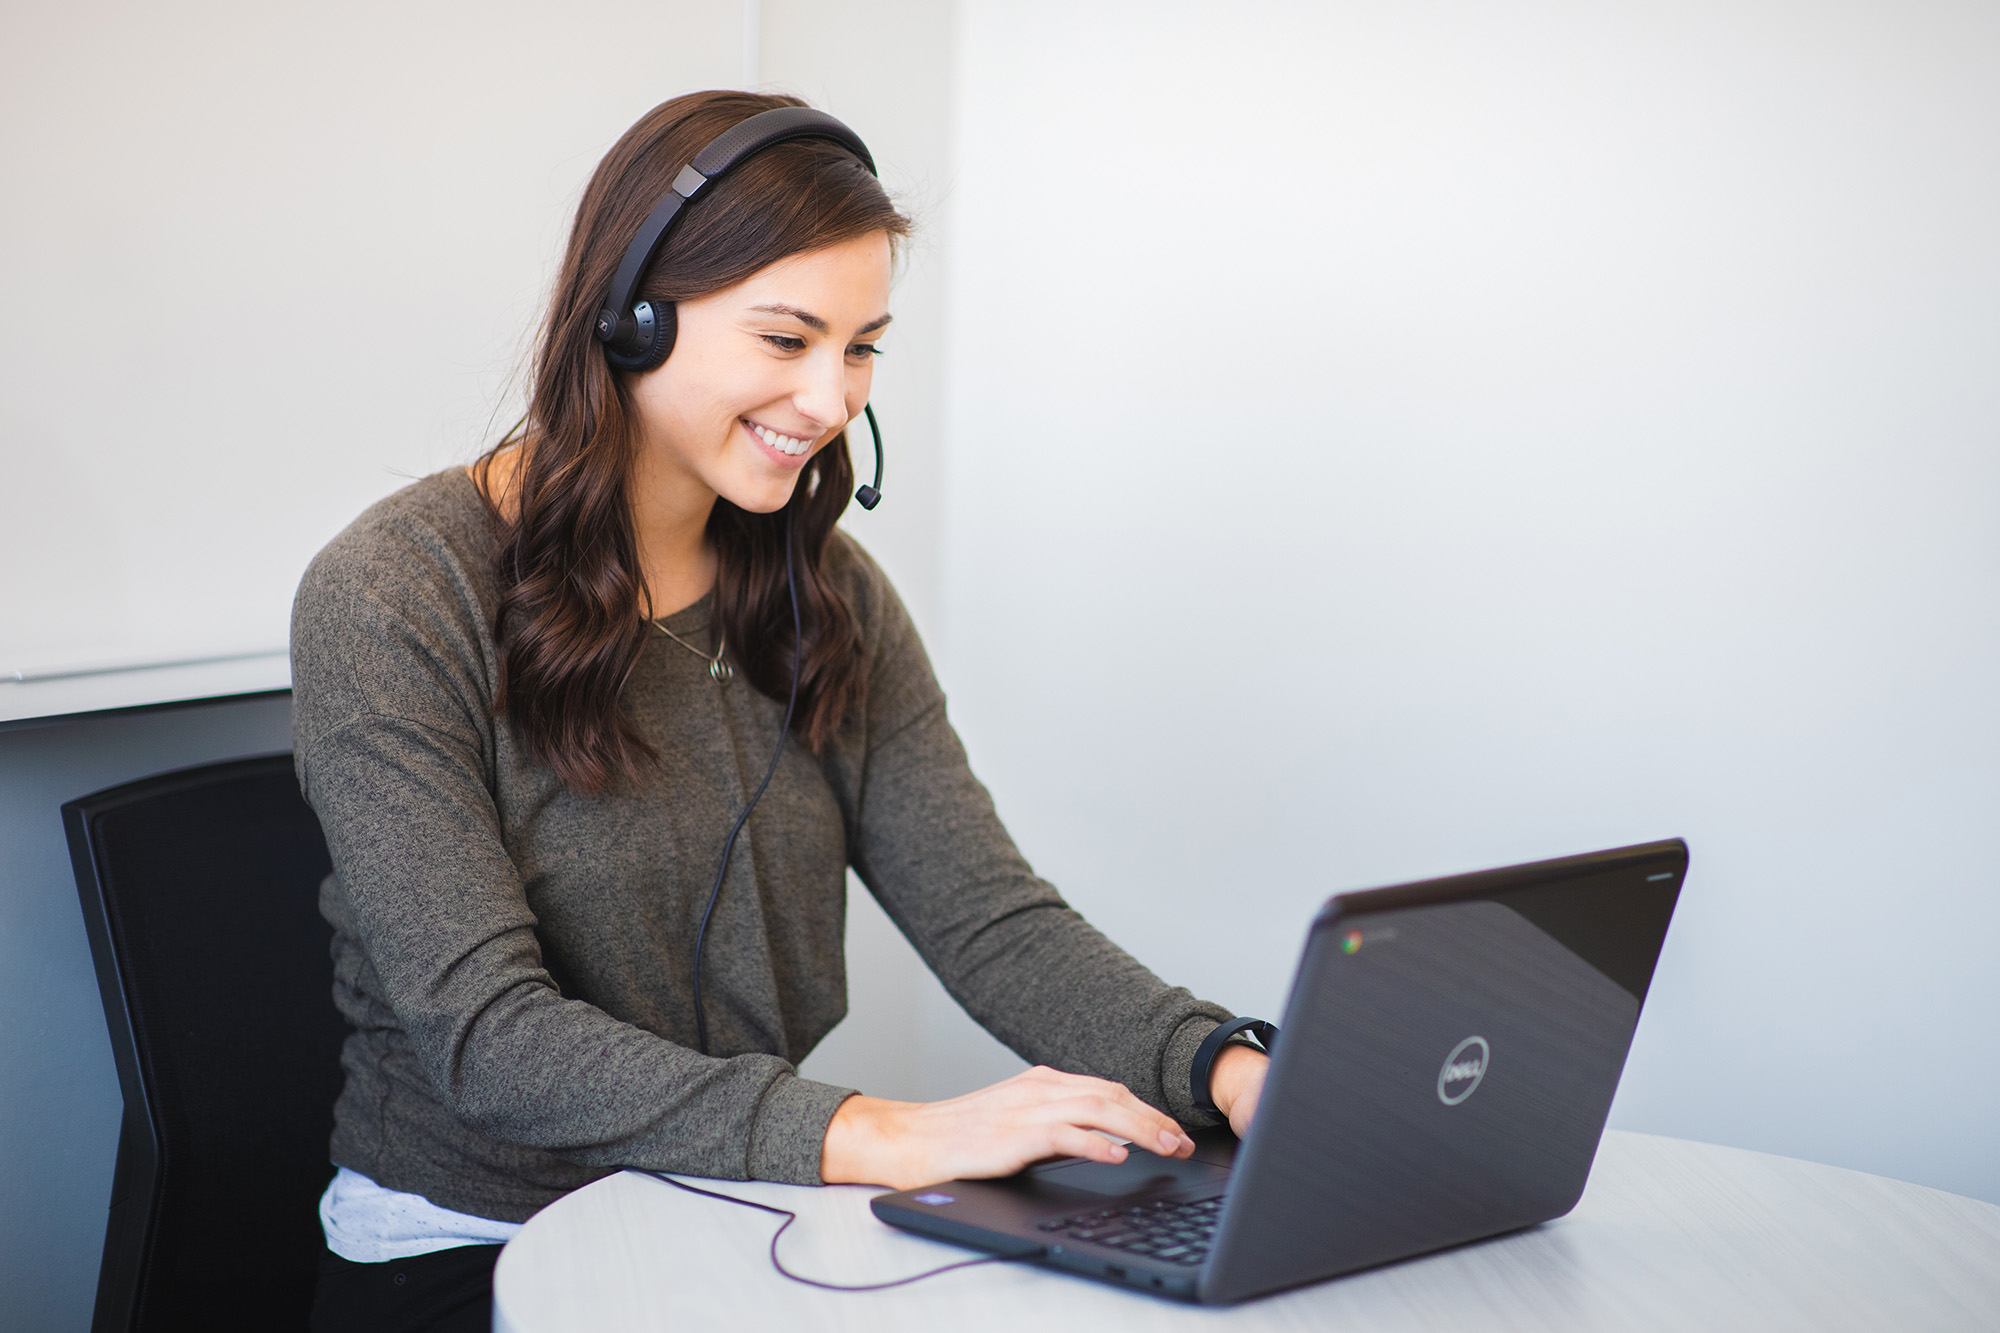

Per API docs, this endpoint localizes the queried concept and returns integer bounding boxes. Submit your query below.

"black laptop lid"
[1203,839,1684,1303]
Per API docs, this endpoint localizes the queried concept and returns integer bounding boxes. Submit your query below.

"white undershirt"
[319,1166,523,1263]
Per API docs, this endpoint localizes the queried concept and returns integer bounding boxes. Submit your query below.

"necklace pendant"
[710,657,734,684]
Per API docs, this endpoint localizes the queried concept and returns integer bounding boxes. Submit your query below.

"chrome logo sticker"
[1437,1036,1489,1105]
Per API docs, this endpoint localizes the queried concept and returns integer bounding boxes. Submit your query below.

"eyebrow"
[750,303,894,336]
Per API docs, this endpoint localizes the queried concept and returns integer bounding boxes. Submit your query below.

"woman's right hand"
[819,1066,1196,1191]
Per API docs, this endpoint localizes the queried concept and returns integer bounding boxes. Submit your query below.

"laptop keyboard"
[1035,1195,1223,1266]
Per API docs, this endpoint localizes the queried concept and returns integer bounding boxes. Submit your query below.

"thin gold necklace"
[652,618,732,683]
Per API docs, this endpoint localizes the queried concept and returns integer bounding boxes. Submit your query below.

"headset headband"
[594,107,878,345]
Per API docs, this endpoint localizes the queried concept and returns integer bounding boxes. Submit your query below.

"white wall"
[935,0,2000,1203]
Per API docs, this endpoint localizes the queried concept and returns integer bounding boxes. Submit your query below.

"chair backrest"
[64,753,344,1333]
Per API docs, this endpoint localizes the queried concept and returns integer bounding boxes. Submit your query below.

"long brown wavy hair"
[474,90,909,794]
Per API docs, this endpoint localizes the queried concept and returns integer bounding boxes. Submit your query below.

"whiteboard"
[0,0,753,715]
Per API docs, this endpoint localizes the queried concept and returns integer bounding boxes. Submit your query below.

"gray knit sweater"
[289,469,1231,1224]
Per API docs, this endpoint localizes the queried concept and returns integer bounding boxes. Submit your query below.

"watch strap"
[1190,1017,1278,1115]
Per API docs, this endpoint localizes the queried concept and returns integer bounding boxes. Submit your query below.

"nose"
[793,345,855,437]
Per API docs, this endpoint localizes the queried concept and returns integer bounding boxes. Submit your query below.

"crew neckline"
[647,591,715,636]
[442,466,715,636]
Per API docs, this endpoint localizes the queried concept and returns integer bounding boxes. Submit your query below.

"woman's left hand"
[1208,1043,1269,1139]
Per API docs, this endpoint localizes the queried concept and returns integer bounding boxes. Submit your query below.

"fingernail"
[1157,1129,1179,1152]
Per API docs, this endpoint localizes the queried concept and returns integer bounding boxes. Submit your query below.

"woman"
[292,89,1269,1332]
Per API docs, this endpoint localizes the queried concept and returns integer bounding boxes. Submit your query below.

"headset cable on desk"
[640,1171,1037,1291]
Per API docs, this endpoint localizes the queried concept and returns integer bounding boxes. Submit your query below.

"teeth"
[750,422,811,456]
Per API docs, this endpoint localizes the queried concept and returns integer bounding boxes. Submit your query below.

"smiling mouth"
[743,418,813,457]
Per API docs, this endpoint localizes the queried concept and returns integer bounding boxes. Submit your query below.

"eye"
[761,334,807,353]
[847,342,883,359]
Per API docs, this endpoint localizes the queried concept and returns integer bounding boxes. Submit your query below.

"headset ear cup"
[636,300,676,372]
[603,300,678,374]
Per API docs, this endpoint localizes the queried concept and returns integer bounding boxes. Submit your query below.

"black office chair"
[64,753,346,1332]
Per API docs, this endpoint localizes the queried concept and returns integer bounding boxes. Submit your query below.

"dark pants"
[310,1243,502,1333]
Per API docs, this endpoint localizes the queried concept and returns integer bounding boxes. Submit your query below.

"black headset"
[605,107,888,1054]
[594,105,885,509]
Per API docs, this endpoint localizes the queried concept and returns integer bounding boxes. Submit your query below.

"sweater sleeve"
[292,509,854,1188]
[830,543,1233,1126]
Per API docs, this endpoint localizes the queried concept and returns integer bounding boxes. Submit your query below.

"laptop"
[872,838,1686,1304]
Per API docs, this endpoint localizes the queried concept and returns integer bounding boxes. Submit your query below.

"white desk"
[493,1130,2000,1331]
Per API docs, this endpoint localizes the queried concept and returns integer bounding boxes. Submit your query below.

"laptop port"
[1105,1266,1126,1281]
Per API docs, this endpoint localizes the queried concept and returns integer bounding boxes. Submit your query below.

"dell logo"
[1437,1036,1489,1105]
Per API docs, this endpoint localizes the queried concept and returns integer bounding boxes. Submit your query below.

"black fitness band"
[1191,1017,1278,1116]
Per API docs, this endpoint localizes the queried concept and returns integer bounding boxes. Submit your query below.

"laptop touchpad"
[1031,1152,1229,1197]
